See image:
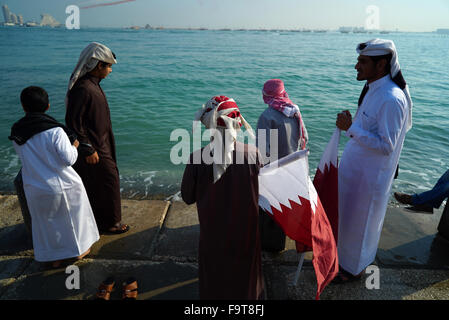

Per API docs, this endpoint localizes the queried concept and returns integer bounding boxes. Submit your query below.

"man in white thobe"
[335,39,412,279]
[10,86,99,267]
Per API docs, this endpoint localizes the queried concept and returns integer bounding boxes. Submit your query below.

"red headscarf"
[263,79,296,112]
[262,79,308,150]
[205,96,242,127]
[194,95,254,183]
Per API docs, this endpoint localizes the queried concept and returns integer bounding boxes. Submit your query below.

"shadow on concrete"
[120,261,199,300]
[0,259,199,300]
[377,233,449,268]
[0,258,87,300]
[91,227,159,260]
[0,224,32,256]
[287,265,449,300]
[0,256,32,294]
[153,224,199,260]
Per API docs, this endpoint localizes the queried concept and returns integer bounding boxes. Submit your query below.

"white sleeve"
[53,127,78,166]
[346,98,406,155]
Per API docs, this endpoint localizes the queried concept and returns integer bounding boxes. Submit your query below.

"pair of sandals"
[96,276,138,300]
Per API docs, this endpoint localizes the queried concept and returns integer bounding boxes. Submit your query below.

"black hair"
[20,86,49,113]
[98,61,111,68]
[357,42,392,74]
[370,53,392,74]
[358,43,368,51]
[97,52,116,68]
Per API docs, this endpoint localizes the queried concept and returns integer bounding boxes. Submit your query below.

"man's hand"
[73,139,79,148]
[86,151,100,164]
[336,110,353,131]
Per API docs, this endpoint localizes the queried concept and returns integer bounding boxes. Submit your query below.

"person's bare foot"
[77,248,91,260]
[51,260,63,268]
[105,223,130,234]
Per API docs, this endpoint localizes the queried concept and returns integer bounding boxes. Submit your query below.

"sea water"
[1,27,448,199]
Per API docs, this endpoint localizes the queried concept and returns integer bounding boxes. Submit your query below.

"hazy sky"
[2,0,449,31]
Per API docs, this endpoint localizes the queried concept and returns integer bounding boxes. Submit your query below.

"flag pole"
[292,252,306,286]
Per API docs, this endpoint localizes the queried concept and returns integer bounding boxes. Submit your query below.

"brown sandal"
[122,277,138,300]
[96,276,115,300]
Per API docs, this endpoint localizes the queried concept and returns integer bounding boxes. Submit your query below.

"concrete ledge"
[0,258,199,300]
[268,265,449,300]
[1,195,449,300]
[90,199,170,260]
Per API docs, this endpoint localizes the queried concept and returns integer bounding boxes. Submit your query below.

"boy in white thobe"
[9,86,99,268]
[335,39,412,280]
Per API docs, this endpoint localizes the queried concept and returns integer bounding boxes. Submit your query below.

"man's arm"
[336,110,353,131]
[181,153,197,205]
[65,87,99,164]
[346,99,406,155]
[53,127,78,167]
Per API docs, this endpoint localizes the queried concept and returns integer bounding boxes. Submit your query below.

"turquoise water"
[1,27,448,198]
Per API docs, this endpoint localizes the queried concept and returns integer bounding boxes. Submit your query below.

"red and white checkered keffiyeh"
[263,79,308,150]
[194,95,254,183]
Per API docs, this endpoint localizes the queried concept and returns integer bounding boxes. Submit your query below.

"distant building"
[40,14,61,27]
[436,29,449,34]
[2,4,25,26]
[339,26,352,33]
[2,4,11,23]
[353,27,368,33]
[10,13,17,24]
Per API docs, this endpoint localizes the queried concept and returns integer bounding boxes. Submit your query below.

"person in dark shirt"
[181,96,264,300]
[65,42,129,234]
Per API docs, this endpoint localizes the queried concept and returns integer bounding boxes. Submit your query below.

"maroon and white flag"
[313,128,340,242]
[258,149,338,300]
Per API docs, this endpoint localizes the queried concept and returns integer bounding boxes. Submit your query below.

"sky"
[2,0,449,31]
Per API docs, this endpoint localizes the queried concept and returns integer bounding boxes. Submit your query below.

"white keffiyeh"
[66,42,117,102]
[357,38,413,131]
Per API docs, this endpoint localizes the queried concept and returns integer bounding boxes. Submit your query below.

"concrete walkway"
[0,194,448,300]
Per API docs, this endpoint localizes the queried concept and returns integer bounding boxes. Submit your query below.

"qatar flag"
[258,149,338,300]
[313,128,340,242]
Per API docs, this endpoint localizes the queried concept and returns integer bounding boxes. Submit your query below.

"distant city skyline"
[2,3,61,27]
[1,0,449,32]
[2,4,24,25]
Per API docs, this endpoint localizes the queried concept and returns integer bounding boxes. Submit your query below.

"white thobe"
[338,75,409,275]
[13,127,99,262]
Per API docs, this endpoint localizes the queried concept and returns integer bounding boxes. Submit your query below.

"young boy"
[9,86,100,268]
